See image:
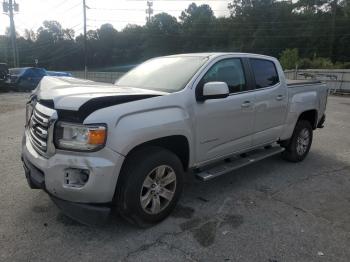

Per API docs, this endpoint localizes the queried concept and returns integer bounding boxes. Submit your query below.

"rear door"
[194,57,256,164]
[249,58,288,146]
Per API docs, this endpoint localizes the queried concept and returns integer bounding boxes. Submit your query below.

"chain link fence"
[284,69,350,93]
[69,71,125,84]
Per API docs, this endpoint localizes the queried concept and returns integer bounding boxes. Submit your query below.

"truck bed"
[287,79,322,87]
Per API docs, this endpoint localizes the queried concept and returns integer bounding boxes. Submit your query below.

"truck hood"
[34,76,166,111]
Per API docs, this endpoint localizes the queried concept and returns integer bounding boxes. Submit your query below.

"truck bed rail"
[287,79,323,87]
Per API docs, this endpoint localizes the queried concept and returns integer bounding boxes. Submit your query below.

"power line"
[48,1,83,23]
[87,18,146,23]
[69,23,83,30]
[59,1,82,14]
[50,0,71,11]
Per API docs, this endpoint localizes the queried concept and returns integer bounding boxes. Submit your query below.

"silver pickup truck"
[21,53,328,226]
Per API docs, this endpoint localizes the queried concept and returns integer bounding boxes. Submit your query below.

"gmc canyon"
[21,53,328,226]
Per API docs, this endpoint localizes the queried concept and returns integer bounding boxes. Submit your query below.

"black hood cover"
[57,94,161,122]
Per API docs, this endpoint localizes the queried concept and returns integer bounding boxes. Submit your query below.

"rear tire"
[282,120,313,162]
[115,146,184,227]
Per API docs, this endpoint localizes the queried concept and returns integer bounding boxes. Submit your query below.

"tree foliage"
[0,0,349,70]
[280,49,299,70]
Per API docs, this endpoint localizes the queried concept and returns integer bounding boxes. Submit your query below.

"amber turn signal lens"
[88,129,106,145]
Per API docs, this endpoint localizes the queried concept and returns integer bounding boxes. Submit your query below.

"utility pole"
[329,0,337,61]
[83,0,87,79]
[2,0,19,67]
[146,1,153,23]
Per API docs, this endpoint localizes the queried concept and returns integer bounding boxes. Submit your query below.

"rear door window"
[250,59,279,89]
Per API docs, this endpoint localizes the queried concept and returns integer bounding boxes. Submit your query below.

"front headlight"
[55,122,107,151]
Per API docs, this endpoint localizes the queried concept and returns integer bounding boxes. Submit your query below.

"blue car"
[9,68,72,91]
[46,71,72,77]
[9,67,47,91]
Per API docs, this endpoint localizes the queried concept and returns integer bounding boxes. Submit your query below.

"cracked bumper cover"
[21,132,125,224]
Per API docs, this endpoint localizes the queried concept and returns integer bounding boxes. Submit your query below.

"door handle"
[276,95,284,101]
[241,101,252,108]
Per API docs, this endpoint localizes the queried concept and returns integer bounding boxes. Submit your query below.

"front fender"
[84,97,195,166]
[82,90,195,165]
[110,106,193,157]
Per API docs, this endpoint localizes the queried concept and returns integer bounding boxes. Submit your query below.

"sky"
[0,0,231,36]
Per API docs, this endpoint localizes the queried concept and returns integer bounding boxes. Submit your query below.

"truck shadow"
[25,148,346,257]
[53,148,348,232]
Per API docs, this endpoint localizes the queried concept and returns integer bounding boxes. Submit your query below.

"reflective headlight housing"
[55,122,107,151]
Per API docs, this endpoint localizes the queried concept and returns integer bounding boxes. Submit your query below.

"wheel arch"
[113,135,190,210]
[124,135,190,170]
[297,109,318,129]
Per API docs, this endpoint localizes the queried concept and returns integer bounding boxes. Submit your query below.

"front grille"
[28,103,57,157]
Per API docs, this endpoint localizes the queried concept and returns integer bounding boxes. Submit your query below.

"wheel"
[282,120,313,162]
[115,146,184,227]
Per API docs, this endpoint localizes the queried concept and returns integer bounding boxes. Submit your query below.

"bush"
[310,57,333,69]
[299,58,313,69]
[280,48,299,70]
[299,57,334,69]
[339,62,350,69]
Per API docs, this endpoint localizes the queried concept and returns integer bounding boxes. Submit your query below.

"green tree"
[37,21,64,43]
[179,3,216,52]
[280,48,299,69]
[2,1,350,70]
[144,13,181,57]
[114,25,146,65]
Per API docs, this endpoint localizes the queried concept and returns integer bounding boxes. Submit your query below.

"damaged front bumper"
[22,153,111,225]
[21,132,125,225]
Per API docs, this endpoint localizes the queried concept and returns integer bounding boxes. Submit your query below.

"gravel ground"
[0,93,349,262]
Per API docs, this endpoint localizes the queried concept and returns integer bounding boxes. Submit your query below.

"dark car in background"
[0,63,10,91]
[9,67,47,91]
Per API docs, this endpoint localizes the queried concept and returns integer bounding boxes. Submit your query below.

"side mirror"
[201,82,229,100]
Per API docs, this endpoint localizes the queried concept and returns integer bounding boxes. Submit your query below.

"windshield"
[115,56,208,93]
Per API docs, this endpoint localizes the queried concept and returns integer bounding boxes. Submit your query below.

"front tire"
[282,120,313,162]
[115,146,184,227]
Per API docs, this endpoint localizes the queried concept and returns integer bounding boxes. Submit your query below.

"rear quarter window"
[250,59,279,89]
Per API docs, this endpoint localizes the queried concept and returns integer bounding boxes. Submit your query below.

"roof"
[9,67,46,70]
[165,52,277,60]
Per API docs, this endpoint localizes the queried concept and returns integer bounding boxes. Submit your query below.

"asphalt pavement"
[0,93,349,262]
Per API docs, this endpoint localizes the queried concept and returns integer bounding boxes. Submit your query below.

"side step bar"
[195,146,285,181]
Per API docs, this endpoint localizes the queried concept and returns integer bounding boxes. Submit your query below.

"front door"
[194,57,256,164]
[249,58,288,146]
